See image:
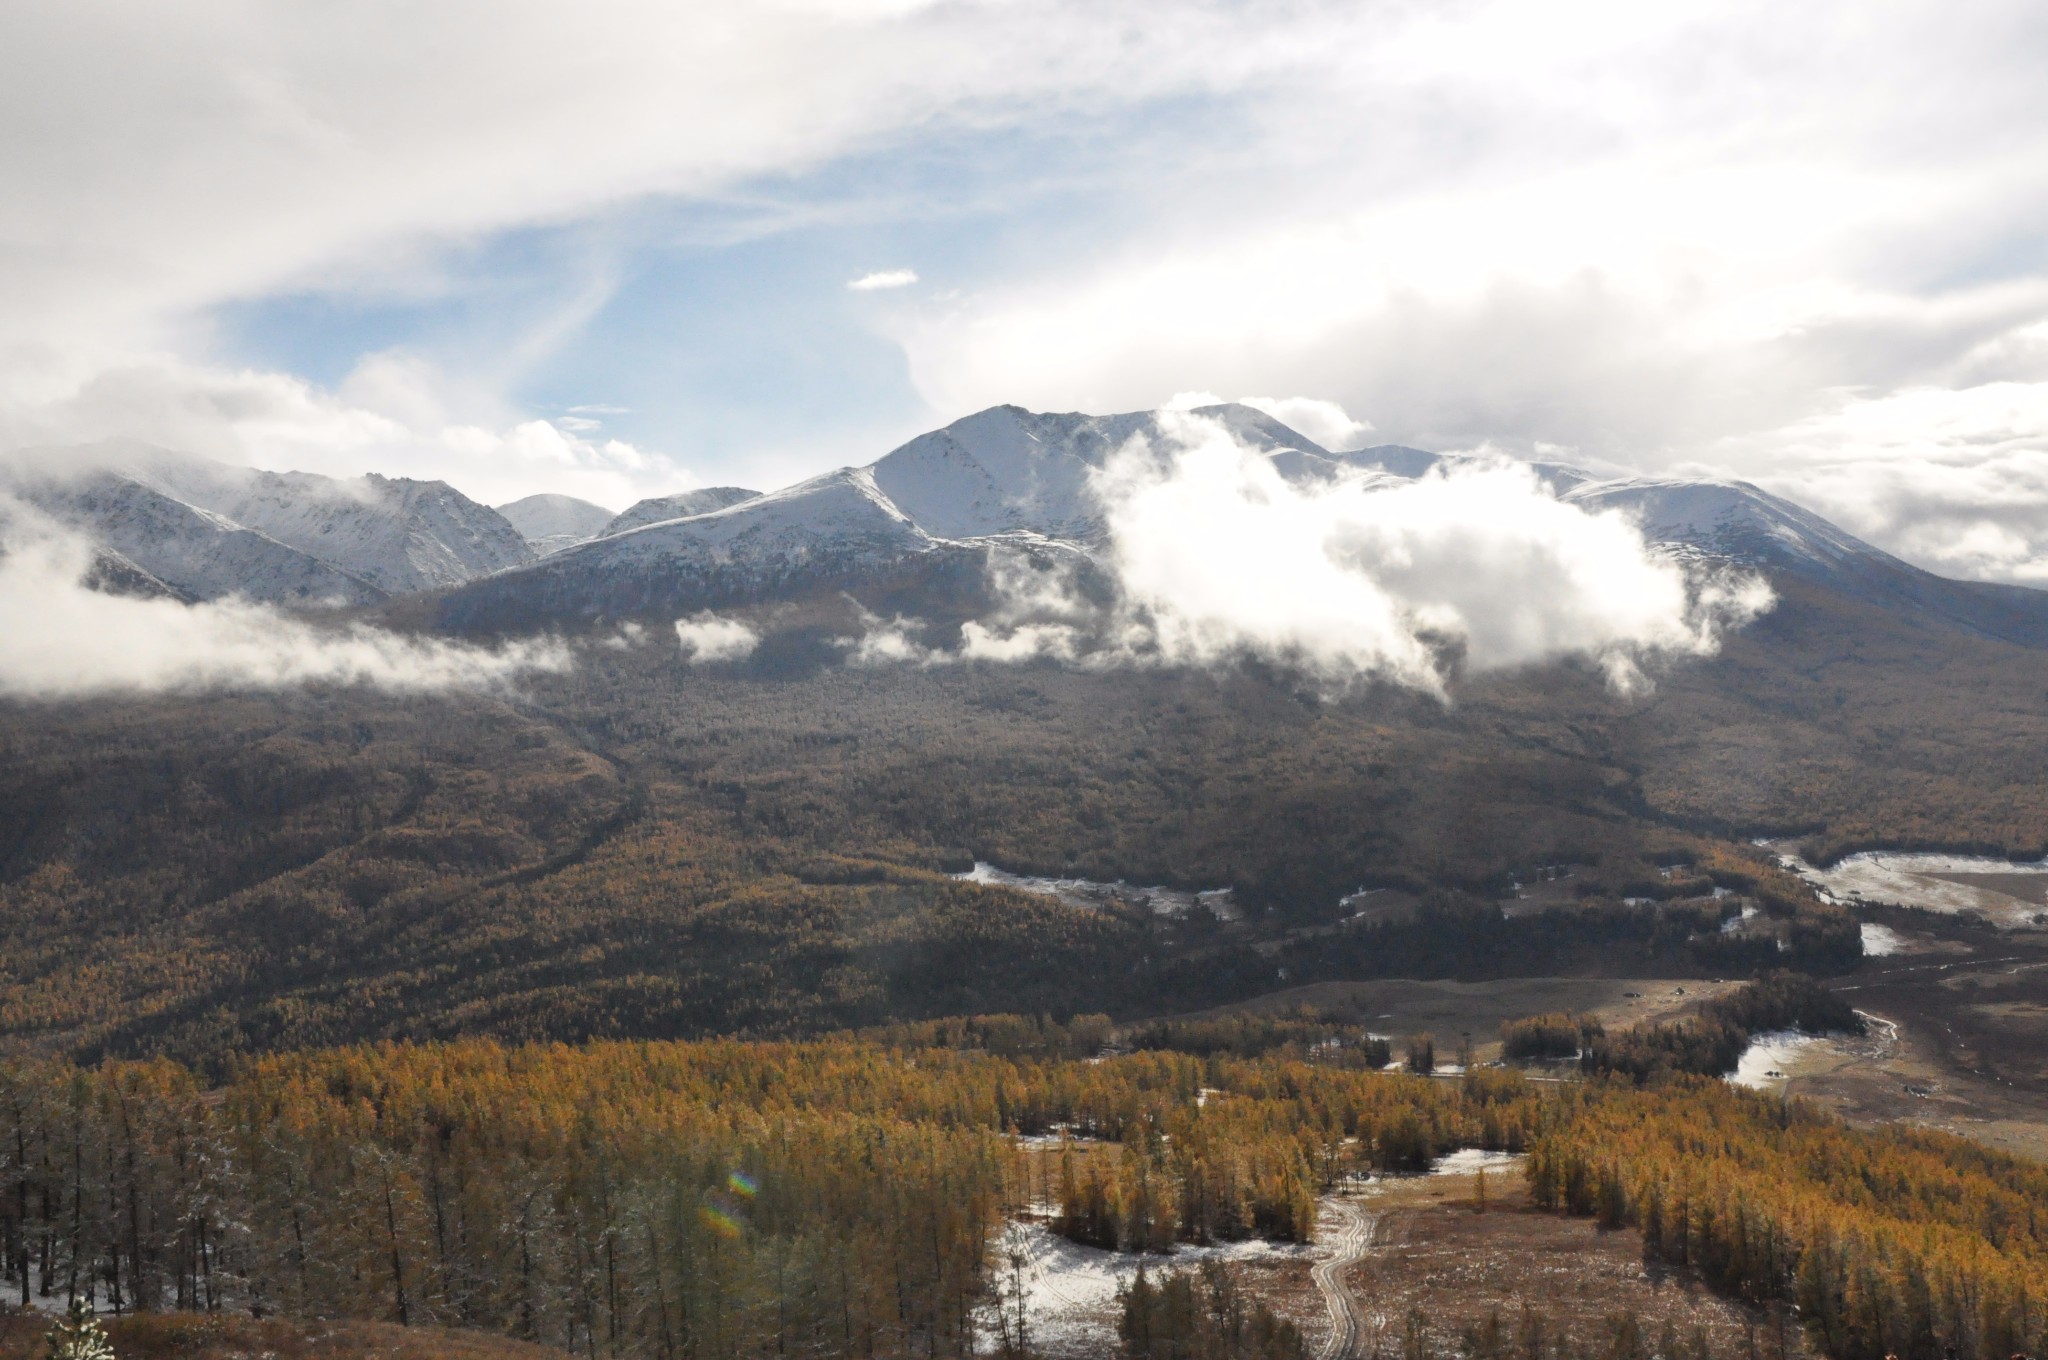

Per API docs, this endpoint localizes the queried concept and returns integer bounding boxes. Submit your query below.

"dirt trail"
[1313,1197,1381,1360]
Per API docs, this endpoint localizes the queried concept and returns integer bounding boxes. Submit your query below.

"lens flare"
[700,1205,743,1239]
[727,1170,758,1198]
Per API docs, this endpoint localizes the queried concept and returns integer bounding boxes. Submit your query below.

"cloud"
[847,269,919,292]
[844,612,941,666]
[962,414,1772,693]
[1161,393,1372,450]
[1234,397,1371,451]
[5,0,2048,582]
[0,499,567,697]
[674,611,761,662]
[0,354,673,508]
[1745,381,2048,582]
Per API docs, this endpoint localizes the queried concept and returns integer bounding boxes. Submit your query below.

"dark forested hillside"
[5,557,2048,1065]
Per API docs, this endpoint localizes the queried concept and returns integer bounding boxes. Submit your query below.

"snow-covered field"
[1859,922,1907,956]
[1430,1148,1521,1176]
[955,862,1239,920]
[1728,1030,1827,1091]
[986,1220,1314,1356]
[1775,846,2048,929]
[988,1151,1525,1356]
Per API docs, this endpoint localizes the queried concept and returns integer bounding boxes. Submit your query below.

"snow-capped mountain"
[434,400,2048,644]
[1558,475,2048,647]
[18,409,2047,649]
[133,458,533,594]
[7,469,388,606]
[604,487,760,536]
[868,403,1320,540]
[436,404,1323,628]
[2,443,540,603]
[444,467,964,627]
[432,403,1403,629]
[498,494,617,556]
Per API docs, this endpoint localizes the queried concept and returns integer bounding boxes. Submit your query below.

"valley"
[7,406,2048,1360]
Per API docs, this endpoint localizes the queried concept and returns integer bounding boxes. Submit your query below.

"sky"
[6,0,2048,583]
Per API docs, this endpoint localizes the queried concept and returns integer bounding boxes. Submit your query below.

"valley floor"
[1015,1160,1811,1360]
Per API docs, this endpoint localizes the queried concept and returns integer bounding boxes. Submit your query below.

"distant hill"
[604,486,761,535]
[497,492,617,556]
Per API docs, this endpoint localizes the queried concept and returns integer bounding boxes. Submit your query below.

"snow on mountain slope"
[870,403,1323,540]
[437,403,1330,628]
[137,460,533,594]
[8,471,387,605]
[438,467,945,628]
[497,494,616,556]
[1558,474,2048,647]
[1563,478,1878,571]
[591,466,928,562]
[430,400,2048,648]
[605,487,760,536]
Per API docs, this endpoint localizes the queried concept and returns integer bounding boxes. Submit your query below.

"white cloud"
[847,269,919,291]
[0,499,567,697]
[673,611,761,662]
[845,612,941,666]
[4,0,2048,581]
[961,414,1772,693]
[1743,381,2048,582]
[1234,397,1372,451]
[0,354,672,507]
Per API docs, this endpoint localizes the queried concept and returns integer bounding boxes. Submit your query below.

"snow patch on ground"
[1775,846,2048,928]
[956,862,1239,920]
[1430,1148,1522,1176]
[1728,1031,1826,1091]
[988,1221,1312,1357]
[1859,922,1908,956]
[1720,903,1760,934]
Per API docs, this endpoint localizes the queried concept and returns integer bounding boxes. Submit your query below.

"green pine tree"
[43,1295,116,1360]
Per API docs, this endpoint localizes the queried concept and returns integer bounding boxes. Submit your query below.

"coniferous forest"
[1,1000,2044,1360]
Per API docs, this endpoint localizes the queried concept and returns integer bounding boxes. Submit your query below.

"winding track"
[1312,1197,1380,1360]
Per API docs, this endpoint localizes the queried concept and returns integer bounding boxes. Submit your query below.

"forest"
[0,632,1886,1069]
[0,996,2042,1360]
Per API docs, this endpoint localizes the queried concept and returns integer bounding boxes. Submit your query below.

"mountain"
[1560,476,2048,649]
[444,467,973,627]
[435,404,1325,628]
[135,458,534,594]
[868,403,1320,540]
[2,443,536,600]
[497,493,617,556]
[605,487,760,535]
[5,468,388,606]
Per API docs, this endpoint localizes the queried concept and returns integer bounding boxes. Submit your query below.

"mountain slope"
[1564,476,2048,649]
[605,487,760,535]
[136,460,534,593]
[441,467,951,628]
[869,402,1323,539]
[435,403,1325,627]
[8,470,388,605]
[498,493,616,556]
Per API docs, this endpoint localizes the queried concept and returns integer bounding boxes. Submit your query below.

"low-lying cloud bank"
[0,500,568,698]
[847,414,1775,694]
